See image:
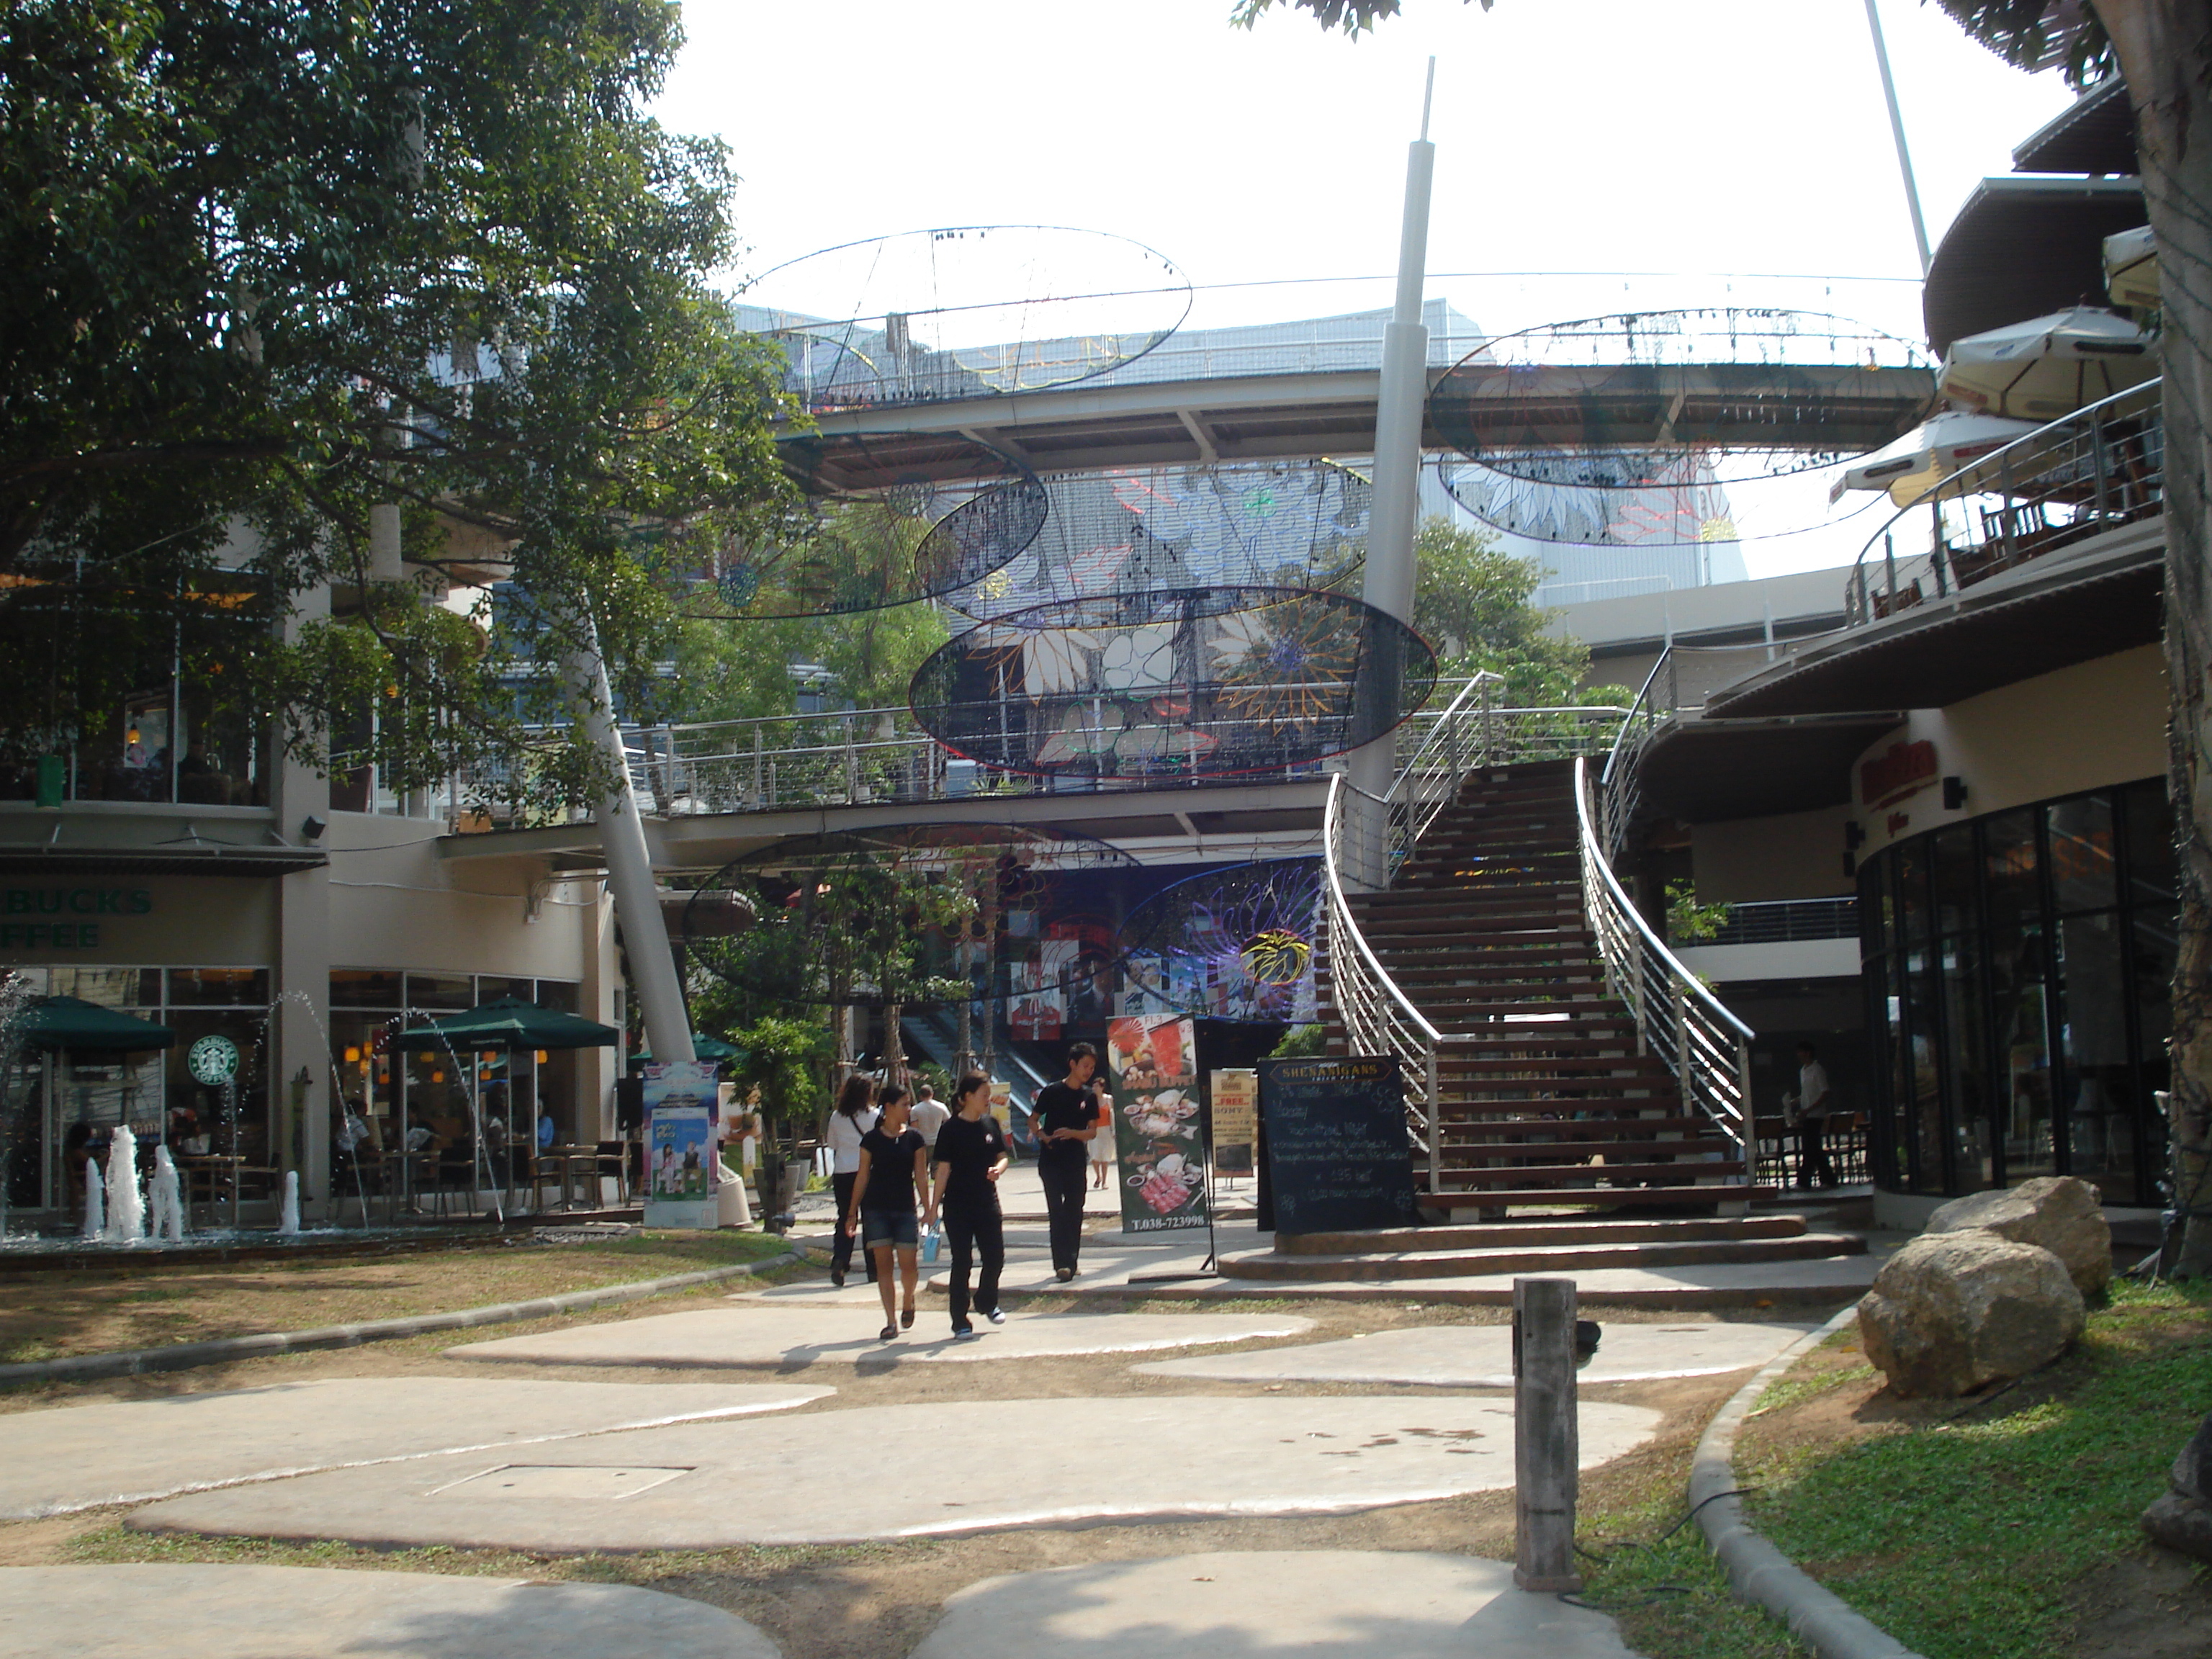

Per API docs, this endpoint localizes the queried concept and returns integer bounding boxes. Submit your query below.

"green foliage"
[720,1015,832,1133]
[0,0,795,801]
[1268,1022,1328,1058]
[1665,880,1732,945]
[1411,517,1624,708]
[1743,1280,2212,1659]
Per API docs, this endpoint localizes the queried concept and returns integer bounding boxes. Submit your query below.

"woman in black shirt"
[847,1083,928,1340]
[927,1071,1010,1340]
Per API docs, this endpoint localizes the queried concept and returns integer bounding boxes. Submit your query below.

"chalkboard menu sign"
[1256,1056,1418,1235]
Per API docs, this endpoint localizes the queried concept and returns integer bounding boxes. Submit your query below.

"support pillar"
[271,583,333,1219]
[561,621,693,1068]
[1513,1275,1583,1593]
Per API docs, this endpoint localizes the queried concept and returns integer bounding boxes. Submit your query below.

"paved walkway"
[912,1550,1640,1659]
[128,1393,1664,1550]
[1135,1318,1820,1388]
[0,1377,830,1519]
[0,1563,779,1659]
[448,1305,1310,1369]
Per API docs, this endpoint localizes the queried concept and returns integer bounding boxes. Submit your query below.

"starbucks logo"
[187,1033,240,1087]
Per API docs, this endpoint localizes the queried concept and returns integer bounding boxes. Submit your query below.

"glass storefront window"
[476,977,534,1004]
[1934,825,1979,936]
[2056,909,2132,1195]
[45,966,158,1008]
[405,973,474,1011]
[535,980,581,1014]
[1983,809,2041,935]
[1940,930,1992,1188]
[2047,797,2117,914]
[2124,780,2177,907]
[166,968,270,1006]
[1897,840,1931,948]
[331,969,404,1008]
[1989,912,2055,1182]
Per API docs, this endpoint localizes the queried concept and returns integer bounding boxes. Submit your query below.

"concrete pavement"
[912,1551,1641,1659]
[0,1564,781,1659]
[128,1393,1664,1550]
[0,1377,831,1519]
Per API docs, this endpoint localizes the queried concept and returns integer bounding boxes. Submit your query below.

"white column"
[560,620,693,1066]
[272,583,333,1217]
[1343,71,1438,884]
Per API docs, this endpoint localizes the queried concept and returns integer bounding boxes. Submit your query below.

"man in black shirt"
[1032,1041,1103,1281]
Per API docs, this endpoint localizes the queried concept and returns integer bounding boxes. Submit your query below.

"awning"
[1923,176,2147,356]
[411,996,619,1051]
[14,996,176,1052]
[2011,78,2136,176]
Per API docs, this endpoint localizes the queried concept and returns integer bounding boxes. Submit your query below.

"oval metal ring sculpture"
[663,439,1047,620]
[1429,308,1938,489]
[909,585,1436,781]
[738,225,1193,413]
[683,824,1136,1013]
[948,459,1371,621]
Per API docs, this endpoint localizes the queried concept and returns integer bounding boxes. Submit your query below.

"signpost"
[1254,1056,1417,1236]
[1105,1014,1208,1236]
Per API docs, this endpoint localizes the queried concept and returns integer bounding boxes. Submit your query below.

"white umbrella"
[2105,225,2158,310]
[1938,307,2157,422]
[1829,410,2043,507]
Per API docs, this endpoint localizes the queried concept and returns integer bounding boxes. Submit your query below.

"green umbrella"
[413,996,619,1051]
[12,996,176,1052]
[636,1033,744,1064]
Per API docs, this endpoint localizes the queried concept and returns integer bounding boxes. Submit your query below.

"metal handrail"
[1573,755,1753,1166]
[1843,377,2163,626]
[1322,770,1444,1188]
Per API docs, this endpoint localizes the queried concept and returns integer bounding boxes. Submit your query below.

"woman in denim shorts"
[846,1083,928,1340]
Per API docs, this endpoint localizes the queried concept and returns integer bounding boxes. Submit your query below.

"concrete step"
[1415,1183,1781,1211]
[1220,1231,1866,1282]
[1272,1213,1812,1254]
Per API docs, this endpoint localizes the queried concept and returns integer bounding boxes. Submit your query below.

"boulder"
[1925,1175,2111,1298]
[2172,1410,2212,1506]
[1856,1230,2085,1398]
[2143,1411,2212,1564]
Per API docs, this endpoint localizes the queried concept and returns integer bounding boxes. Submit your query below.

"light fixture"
[343,1046,360,1063]
[534,1050,549,1064]
[301,814,327,842]
[431,1070,444,1083]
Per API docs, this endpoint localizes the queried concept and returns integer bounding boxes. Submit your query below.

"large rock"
[1856,1230,2085,1398]
[2143,1411,2212,1564]
[1926,1176,2112,1297]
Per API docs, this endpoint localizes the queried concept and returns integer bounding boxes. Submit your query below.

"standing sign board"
[1210,1068,1257,1177]
[1256,1056,1417,1235]
[1106,1014,1208,1233]
[642,1060,719,1229]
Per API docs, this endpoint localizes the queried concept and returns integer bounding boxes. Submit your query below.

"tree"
[1241,0,2212,1274]
[1,1,795,801]
[1412,517,1629,706]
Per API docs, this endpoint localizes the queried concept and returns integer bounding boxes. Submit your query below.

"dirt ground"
[0,1262,1768,1659]
[0,1231,786,1364]
[1735,1316,2212,1659]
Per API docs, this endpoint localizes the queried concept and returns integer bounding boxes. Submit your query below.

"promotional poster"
[642,1060,719,1229]
[1106,1014,1208,1232]
[1210,1067,1258,1178]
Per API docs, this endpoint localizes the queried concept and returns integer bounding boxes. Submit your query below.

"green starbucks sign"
[187,1033,240,1087]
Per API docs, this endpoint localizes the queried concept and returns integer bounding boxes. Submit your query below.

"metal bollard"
[1512,1274,1583,1592]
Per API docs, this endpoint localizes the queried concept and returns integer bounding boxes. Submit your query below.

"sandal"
[879,1322,898,1341]
[900,1308,914,1329]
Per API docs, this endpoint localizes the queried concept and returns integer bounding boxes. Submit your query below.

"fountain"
[80,1159,103,1240]
[148,1144,185,1241]
[279,1169,300,1234]
[102,1124,145,1244]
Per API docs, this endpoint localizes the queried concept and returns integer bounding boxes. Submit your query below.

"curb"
[0,1251,801,1388]
[1690,1302,1928,1659]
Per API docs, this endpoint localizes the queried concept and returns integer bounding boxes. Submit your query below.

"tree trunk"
[2097,0,2212,1272]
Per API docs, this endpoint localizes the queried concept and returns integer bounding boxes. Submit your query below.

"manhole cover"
[431,1465,693,1501]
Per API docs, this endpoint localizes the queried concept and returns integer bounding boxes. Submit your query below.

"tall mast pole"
[1863,0,1932,275]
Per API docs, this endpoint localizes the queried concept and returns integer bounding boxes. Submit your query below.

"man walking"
[1033,1041,1103,1281]
[1787,1039,1836,1190]
[909,1081,950,1152]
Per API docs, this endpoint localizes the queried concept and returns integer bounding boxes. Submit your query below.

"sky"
[652,0,2079,579]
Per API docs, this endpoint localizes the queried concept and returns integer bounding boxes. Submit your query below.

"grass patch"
[1743,1277,2212,1659]
[1573,1477,1807,1658]
[1751,1362,1876,1417]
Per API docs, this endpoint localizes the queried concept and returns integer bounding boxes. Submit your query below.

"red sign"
[1860,739,1938,809]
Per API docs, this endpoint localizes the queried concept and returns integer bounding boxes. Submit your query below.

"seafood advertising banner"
[642,1060,719,1230]
[1106,1014,1208,1233]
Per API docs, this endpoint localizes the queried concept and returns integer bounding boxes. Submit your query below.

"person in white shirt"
[1786,1040,1836,1190]
[825,1074,880,1287]
[908,1082,950,1150]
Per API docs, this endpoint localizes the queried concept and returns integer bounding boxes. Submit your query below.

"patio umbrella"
[1938,307,2157,422]
[2105,225,2158,310]
[1830,410,2044,507]
[11,996,176,1052]
[412,996,619,1051]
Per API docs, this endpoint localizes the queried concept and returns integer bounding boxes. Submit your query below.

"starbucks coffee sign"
[188,1033,240,1087]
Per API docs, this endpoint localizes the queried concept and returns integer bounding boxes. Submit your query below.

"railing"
[1323,770,1444,1190]
[1844,379,2164,626]
[1574,755,1754,1171]
[1678,897,1858,949]
[1318,683,1628,1188]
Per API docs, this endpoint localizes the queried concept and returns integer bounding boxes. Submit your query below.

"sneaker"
[984,1307,1007,1325]
[1054,1267,1074,1283]
[952,1325,979,1341]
